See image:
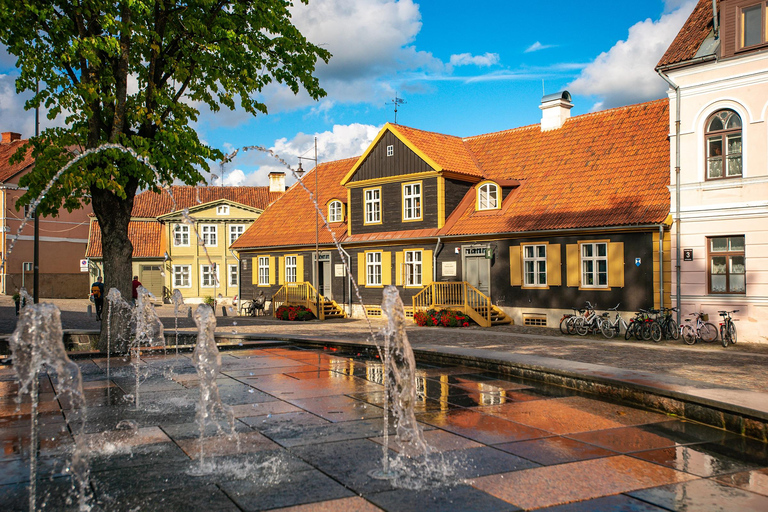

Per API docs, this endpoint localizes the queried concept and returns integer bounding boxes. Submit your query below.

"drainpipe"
[657,68,681,326]
[338,244,352,315]
[659,224,664,310]
[229,249,240,305]
[433,237,442,283]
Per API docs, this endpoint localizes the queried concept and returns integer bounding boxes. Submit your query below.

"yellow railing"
[272,282,324,320]
[412,281,492,327]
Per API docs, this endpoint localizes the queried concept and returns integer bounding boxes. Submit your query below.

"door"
[463,247,491,295]
[140,265,164,298]
[314,252,332,299]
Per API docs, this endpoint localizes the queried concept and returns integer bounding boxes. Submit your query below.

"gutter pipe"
[338,244,353,315]
[433,237,442,283]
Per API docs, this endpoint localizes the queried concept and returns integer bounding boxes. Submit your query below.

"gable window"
[706,110,742,179]
[581,242,608,288]
[228,264,238,287]
[523,245,547,287]
[402,182,422,221]
[740,2,768,49]
[709,236,745,294]
[386,145,394,157]
[364,188,381,224]
[366,252,382,286]
[404,250,422,286]
[173,265,191,288]
[201,224,217,246]
[328,200,343,223]
[285,256,297,283]
[258,256,270,286]
[229,224,245,246]
[477,182,499,210]
[216,205,230,215]
[173,224,190,246]
[201,264,218,287]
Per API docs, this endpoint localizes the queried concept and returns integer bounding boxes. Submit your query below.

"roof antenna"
[542,80,546,96]
[387,93,406,124]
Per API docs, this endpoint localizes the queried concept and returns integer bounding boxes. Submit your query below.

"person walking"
[91,276,105,320]
[131,275,141,304]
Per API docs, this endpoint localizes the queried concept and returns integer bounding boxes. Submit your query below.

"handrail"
[412,281,492,327]
[272,281,325,320]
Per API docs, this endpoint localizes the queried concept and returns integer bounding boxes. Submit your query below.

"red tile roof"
[86,219,165,258]
[131,186,282,218]
[657,0,718,68]
[0,138,34,182]
[231,158,355,250]
[392,125,484,179]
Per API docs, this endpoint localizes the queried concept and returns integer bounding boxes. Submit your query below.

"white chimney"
[268,171,285,193]
[540,91,573,131]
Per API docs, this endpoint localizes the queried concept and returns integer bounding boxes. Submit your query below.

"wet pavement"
[2,345,768,511]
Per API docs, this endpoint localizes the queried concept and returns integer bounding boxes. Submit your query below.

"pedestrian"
[91,276,105,320]
[132,275,141,304]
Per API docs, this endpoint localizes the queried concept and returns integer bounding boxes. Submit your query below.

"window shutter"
[509,246,522,286]
[422,250,433,285]
[358,253,365,286]
[269,256,275,285]
[547,244,562,286]
[296,255,304,283]
[608,242,624,288]
[278,256,285,285]
[395,251,404,286]
[566,244,580,287]
[382,252,392,286]
[252,258,259,285]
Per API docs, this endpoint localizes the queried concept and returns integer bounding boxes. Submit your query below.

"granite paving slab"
[494,436,617,466]
[714,467,768,497]
[366,484,520,512]
[628,478,768,511]
[534,494,668,511]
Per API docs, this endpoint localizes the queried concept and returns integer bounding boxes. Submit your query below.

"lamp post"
[297,137,319,317]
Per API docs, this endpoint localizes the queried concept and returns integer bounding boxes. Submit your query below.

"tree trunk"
[92,182,137,353]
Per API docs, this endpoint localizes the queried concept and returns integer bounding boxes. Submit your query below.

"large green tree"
[0,0,329,343]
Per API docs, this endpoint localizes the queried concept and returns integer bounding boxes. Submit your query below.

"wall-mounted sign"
[684,249,693,261]
[442,261,457,277]
[635,258,641,267]
[335,264,346,277]
[464,247,487,257]
[80,259,88,272]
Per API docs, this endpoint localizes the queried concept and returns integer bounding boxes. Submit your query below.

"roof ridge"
[394,124,463,140]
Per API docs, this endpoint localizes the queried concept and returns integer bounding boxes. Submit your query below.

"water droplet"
[238,342,243,347]
[248,389,254,393]
[267,414,272,418]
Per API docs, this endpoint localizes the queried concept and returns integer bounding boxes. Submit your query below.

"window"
[328,200,343,223]
[285,256,297,283]
[229,264,238,287]
[201,264,218,287]
[386,145,394,157]
[706,110,742,179]
[216,205,230,215]
[201,224,217,246]
[524,245,547,286]
[364,188,381,224]
[229,224,245,246]
[477,182,499,210]
[740,2,768,49]
[581,242,608,288]
[173,265,191,288]
[709,236,745,294]
[366,252,382,286]
[402,182,422,221]
[173,224,190,246]
[258,257,270,285]
[404,250,422,286]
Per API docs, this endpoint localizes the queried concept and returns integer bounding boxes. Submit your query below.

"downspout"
[339,244,352,316]
[659,224,664,310]
[657,68,681,326]
[229,249,240,306]
[433,237,442,283]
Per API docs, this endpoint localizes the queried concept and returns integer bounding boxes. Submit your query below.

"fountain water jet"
[128,286,165,407]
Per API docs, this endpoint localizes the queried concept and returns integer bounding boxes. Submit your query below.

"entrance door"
[463,248,491,295]
[315,252,332,299]
[140,265,164,298]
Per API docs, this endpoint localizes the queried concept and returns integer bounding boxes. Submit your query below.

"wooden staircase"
[320,298,346,319]
[412,282,512,328]
[272,282,346,320]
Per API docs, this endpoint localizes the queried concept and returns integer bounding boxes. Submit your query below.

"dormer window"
[216,205,229,215]
[328,200,343,223]
[740,2,767,49]
[477,182,500,210]
[706,110,742,179]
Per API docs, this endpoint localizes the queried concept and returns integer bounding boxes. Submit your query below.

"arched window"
[328,200,343,223]
[706,110,742,179]
[477,182,499,210]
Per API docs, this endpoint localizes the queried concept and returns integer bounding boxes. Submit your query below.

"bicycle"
[560,307,585,335]
[657,307,679,340]
[575,302,603,336]
[718,310,739,348]
[681,312,718,345]
[600,303,628,339]
[625,309,651,341]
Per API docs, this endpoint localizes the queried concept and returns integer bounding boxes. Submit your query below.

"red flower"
[463,322,469,327]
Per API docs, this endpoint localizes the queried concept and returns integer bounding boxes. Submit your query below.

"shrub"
[203,296,216,307]
[276,304,314,321]
[414,308,471,327]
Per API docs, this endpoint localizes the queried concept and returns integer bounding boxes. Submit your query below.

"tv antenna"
[387,93,406,124]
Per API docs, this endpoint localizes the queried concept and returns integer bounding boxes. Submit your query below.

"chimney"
[539,91,573,131]
[1,132,22,144]
[268,171,285,193]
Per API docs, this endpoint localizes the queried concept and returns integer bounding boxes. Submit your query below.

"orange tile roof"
[393,125,484,179]
[86,219,164,258]
[131,186,282,218]
[657,0,717,68]
[0,139,34,182]
[231,158,355,250]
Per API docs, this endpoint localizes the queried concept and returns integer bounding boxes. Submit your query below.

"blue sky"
[0,0,698,187]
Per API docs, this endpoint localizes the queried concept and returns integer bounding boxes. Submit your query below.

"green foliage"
[414,309,471,327]
[276,304,314,321]
[0,0,331,217]
[203,296,216,307]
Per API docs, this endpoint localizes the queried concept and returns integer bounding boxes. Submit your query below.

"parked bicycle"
[718,310,739,348]
[625,309,651,341]
[560,307,585,335]
[657,307,679,341]
[600,304,628,339]
[681,312,718,345]
[575,302,604,336]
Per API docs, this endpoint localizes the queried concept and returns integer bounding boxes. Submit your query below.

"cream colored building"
[658,0,768,342]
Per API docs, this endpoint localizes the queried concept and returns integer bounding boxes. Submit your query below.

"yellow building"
[85,183,283,302]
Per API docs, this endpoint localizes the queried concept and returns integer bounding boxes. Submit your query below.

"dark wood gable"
[349,130,435,182]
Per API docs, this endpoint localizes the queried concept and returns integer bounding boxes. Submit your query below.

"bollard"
[221,305,227,317]
[87,305,92,316]
[187,306,192,318]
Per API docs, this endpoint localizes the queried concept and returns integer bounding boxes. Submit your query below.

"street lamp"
[297,137,319,317]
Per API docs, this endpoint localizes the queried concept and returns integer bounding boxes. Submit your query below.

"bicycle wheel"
[666,319,679,340]
[650,321,662,343]
[681,324,696,345]
[601,319,616,339]
[641,322,652,341]
[567,317,579,335]
[559,316,571,335]
[576,318,590,336]
[699,322,718,343]
[728,322,737,344]
[721,325,729,348]
[624,321,635,340]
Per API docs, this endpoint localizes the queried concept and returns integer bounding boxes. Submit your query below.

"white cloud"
[449,53,500,67]
[567,1,697,110]
[0,45,18,69]
[0,73,35,136]
[525,42,556,53]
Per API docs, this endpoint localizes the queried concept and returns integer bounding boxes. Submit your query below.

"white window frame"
[523,244,547,287]
[386,145,394,157]
[402,182,422,221]
[366,252,382,286]
[328,200,343,223]
[285,256,297,283]
[258,256,270,286]
[173,224,190,247]
[228,264,238,287]
[173,265,191,288]
[200,263,219,288]
[581,242,608,288]
[404,250,422,287]
[229,224,246,246]
[364,188,381,225]
[216,205,230,215]
[200,224,218,246]
[477,182,499,210]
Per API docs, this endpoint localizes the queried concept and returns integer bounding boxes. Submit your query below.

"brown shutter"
[547,244,562,286]
[509,245,522,286]
[566,244,580,287]
[608,242,624,288]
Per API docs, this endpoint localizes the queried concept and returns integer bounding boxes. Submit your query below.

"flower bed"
[275,304,314,321]
[414,308,471,327]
